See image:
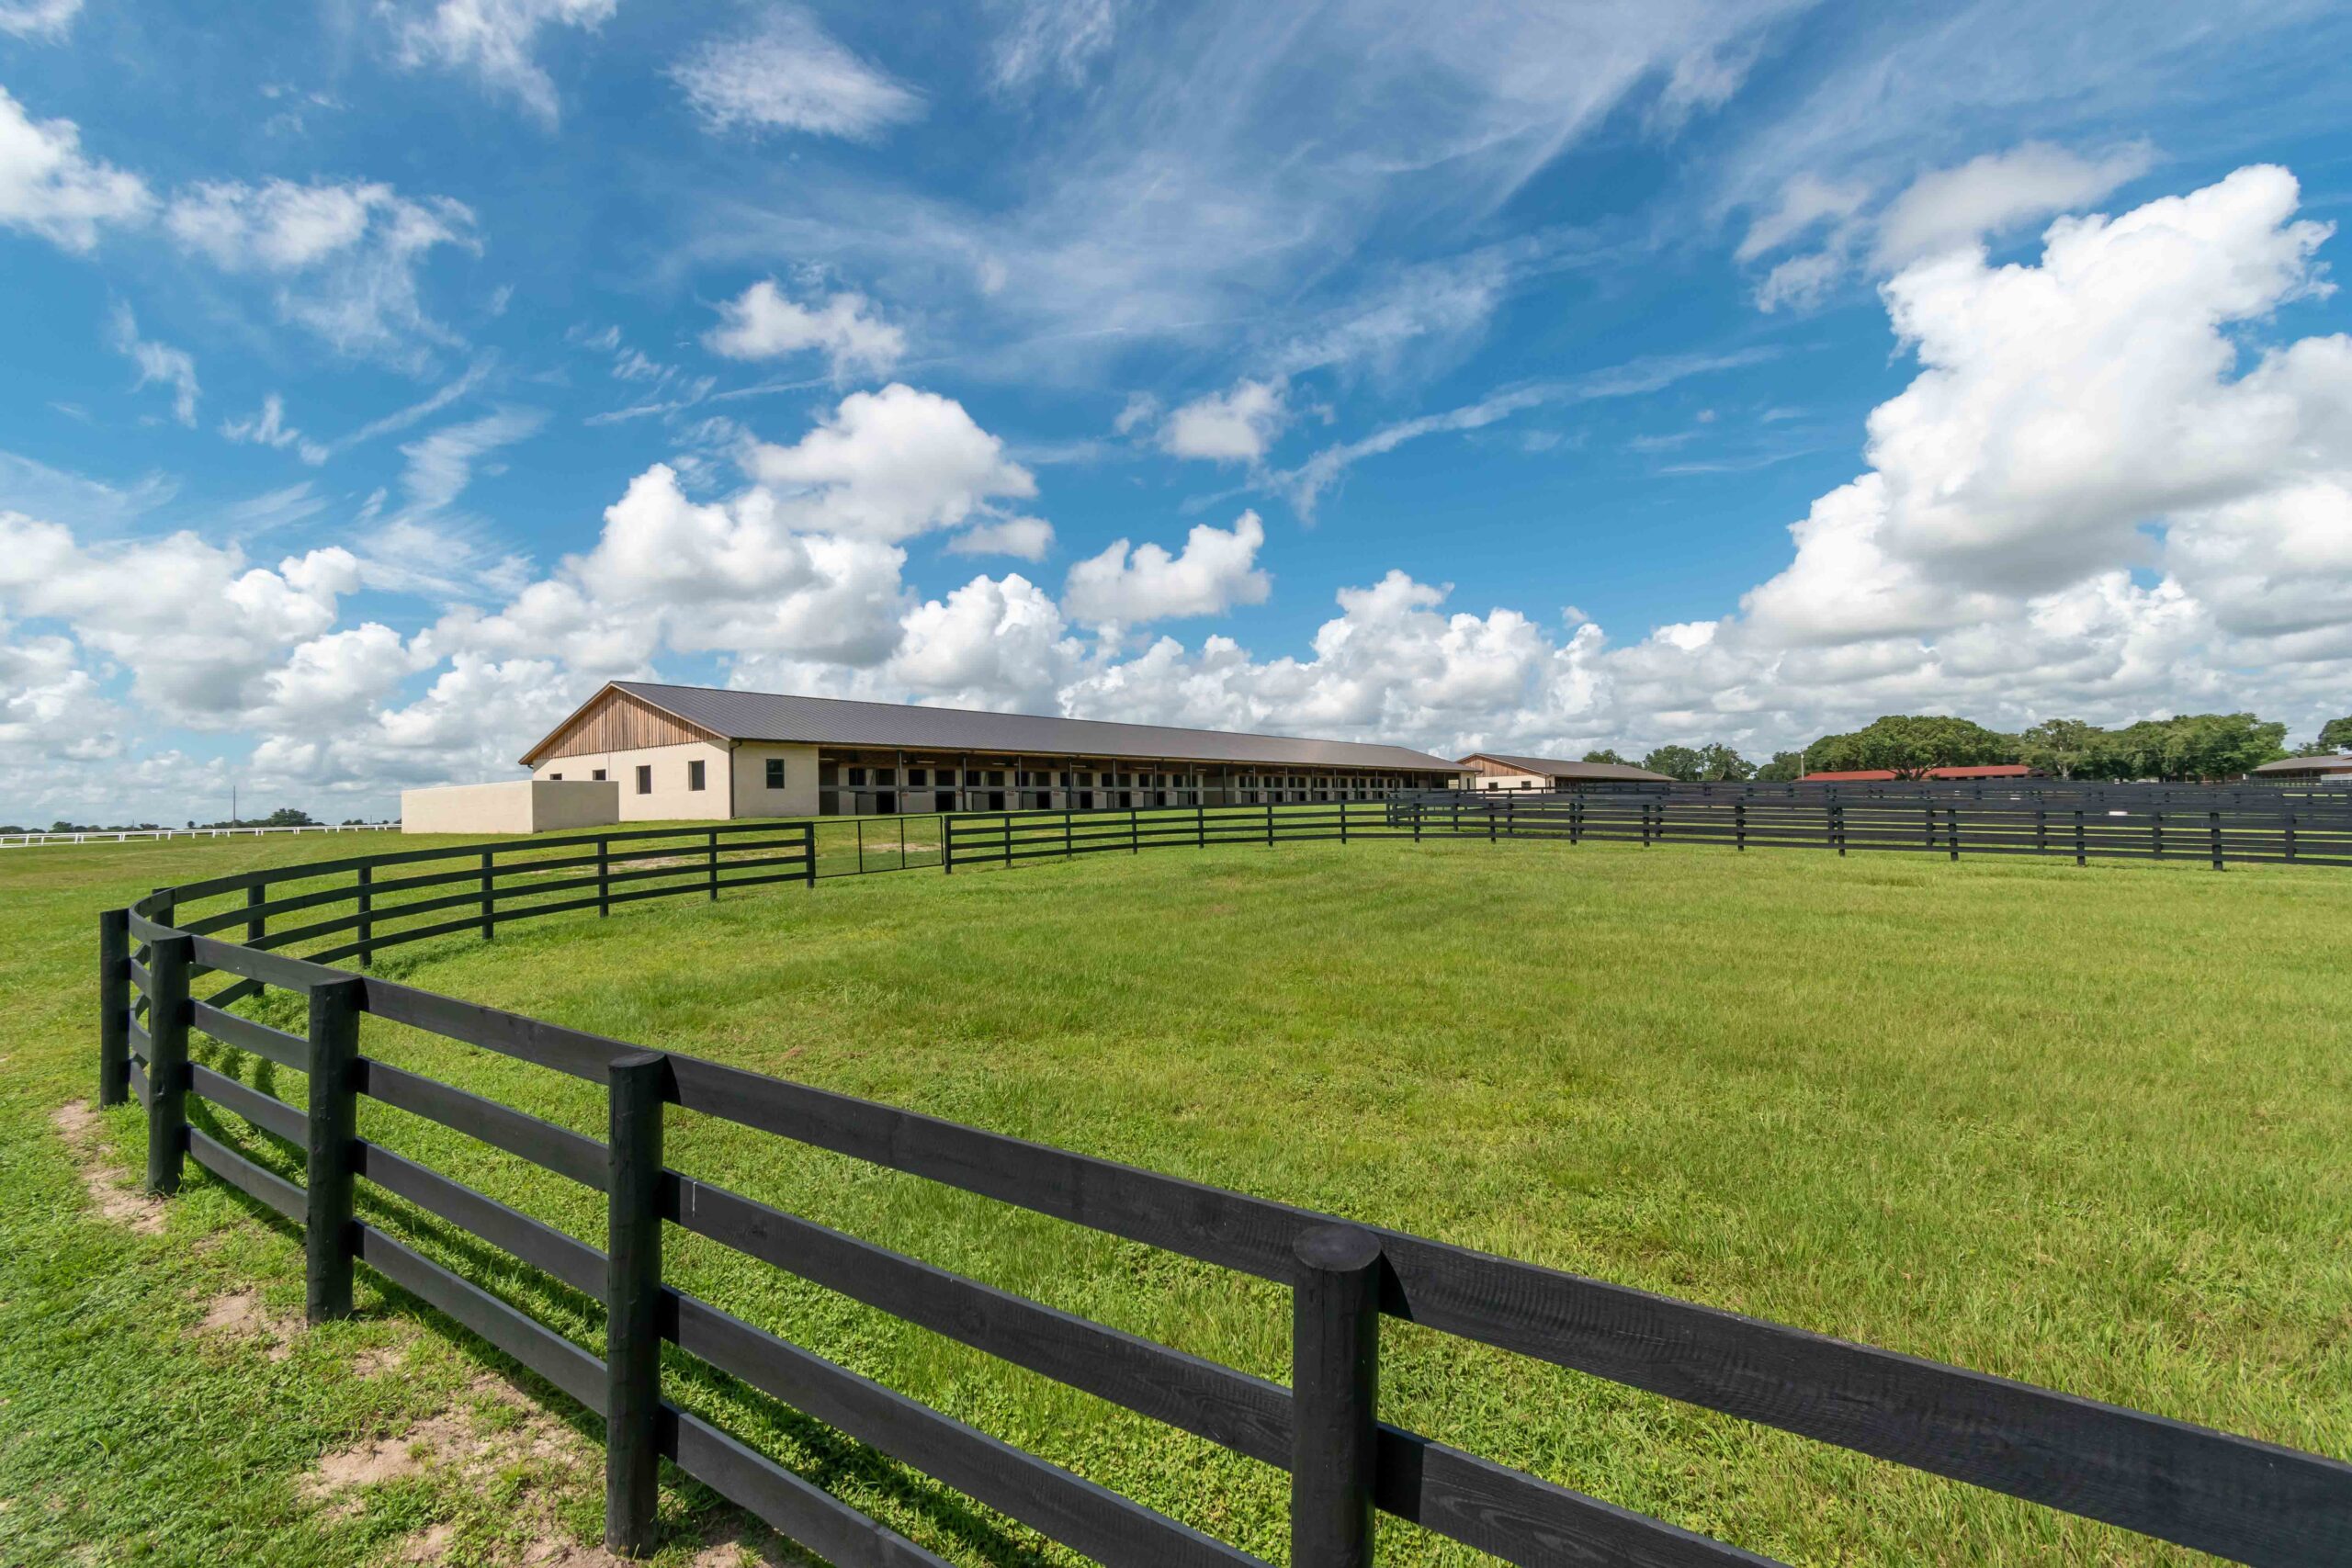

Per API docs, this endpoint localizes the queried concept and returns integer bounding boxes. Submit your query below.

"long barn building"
[519,681,1462,820]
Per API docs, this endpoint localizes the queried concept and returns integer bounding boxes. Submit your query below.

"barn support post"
[1291,1225,1382,1568]
[604,1051,667,1558]
[97,908,130,1109]
[144,934,193,1195]
[304,976,364,1322]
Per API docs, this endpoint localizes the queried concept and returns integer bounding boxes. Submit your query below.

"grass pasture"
[4,829,2350,1565]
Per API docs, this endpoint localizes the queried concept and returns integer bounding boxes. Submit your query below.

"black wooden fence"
[94,811,2352,1564]
[1376,792,2352,869]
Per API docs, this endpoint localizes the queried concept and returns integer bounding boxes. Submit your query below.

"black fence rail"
[1381,792,2352,869]
[1404,779,2352,811]
[92,813,2352,1565]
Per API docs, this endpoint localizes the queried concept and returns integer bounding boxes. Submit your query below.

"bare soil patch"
[49,1101,164,1235]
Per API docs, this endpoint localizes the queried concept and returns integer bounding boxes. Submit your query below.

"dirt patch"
[352,1346,408,1379]
[302,1378,593,1526]
[50,1102,165,1235]
[193,1287,300,1361]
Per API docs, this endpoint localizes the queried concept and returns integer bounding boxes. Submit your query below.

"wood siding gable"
[521,686,729,764]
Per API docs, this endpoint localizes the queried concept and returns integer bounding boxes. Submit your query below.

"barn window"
[688,760,706,791]
[635,765,651,795]
[765,758,786,789]
[592,769,606,781]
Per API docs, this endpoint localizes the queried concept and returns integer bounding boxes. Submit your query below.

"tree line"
[1581,712,2350,784]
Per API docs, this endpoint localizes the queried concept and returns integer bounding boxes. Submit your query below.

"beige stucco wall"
[1473,769,1548,790]
[401,779,619,835]
[530,739,820,820]
[732,742,821,818]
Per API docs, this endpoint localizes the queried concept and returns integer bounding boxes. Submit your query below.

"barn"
[512,681,1463,821]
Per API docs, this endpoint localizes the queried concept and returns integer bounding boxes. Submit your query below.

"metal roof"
[605,682,1459,771]
[2250,754,2352,774]
[1459,751,1673,783]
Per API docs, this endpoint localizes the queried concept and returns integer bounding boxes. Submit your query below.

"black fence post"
[355,863,373,969]
[305,976,364,1322]
[1268,801,1276,847]
[1412,803,1422,843]
[943,817,955,875]
[480,849,495,939]
[2285,810,2297,863]
[97,908,130,1108]
[1834,801,1846,857]
[2152,810,2165,861]
[801,823,818,888]
[1292,1225,1382,1568]
[2074,807,2086,866]
[1065,809,1074,860]
[1130,806,1139,854]
[2209,810,2223,872]
[245,882,266,944]
[1946,807,1959,862]
[1736,801,1747,852]
[707,830,720,899]
[145,933,192,1195]
[1005,814,1016,870]
[1197,803,1207,849]
[605,1050,667,1558]
[2036,807,2047,856]
[597,836,611,916]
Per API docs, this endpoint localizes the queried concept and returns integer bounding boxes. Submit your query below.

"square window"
[765,758,786,789]
[592,769,606,781]
[548,772,562,780]
[635,765,651,795]
[688,759,706,791]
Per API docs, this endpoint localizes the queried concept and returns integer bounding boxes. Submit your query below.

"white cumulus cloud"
[0,85,151,251]
[1063,511,1272,626]
[1159,378,1288,463]
[703,278,906,379]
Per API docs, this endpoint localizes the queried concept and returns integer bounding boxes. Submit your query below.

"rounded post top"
[1295,1224,1384,1275]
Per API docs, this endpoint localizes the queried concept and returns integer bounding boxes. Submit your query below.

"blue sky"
[4,0,2351,822]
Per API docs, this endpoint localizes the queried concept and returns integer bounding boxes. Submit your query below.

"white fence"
[0,823,399,850]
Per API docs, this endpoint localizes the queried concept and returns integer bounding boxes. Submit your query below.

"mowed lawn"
[5,830,2350,1566]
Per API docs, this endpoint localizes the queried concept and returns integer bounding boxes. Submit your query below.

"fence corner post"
[605,1050,668,1559]
[305,976,365,1323]
[144,932,193,1195]
[1292,1224,1382,1568]
[98,908,130,1109]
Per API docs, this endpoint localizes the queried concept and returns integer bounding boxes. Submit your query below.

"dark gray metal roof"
[1460,751,1673,783]
[611,682,1459,771]
[2250,754,2352,774]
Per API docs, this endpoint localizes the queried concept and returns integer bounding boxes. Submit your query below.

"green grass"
[4,829,2349,1565]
